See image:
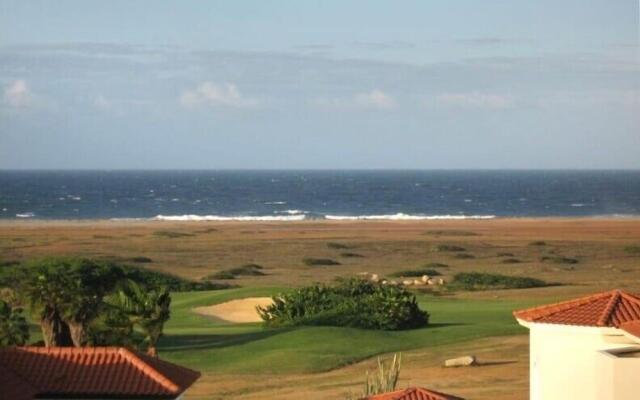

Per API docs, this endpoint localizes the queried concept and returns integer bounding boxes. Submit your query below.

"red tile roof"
[620,321,640,340]
[363,387,465,400]
[0,347,200,400]
[514,289,640,329]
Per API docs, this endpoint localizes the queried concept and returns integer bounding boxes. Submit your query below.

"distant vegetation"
[340,252,364,258]
[431,244,466,252]
[327,242,352,249]
[497,252,515,257]
[208,264,266,280]
[258,278,428,330]
[424,230,479,236]
[452,253,475,259]
[421,262,449,269]
[529,241,547,246]
[501,258,522,264]
[388,269,442,278]
[540,255,578,264]
[624,245,640,255]
[153,230,195,238]
[451,272,548,291]
[129,256,153,263]
[303,257,341,266]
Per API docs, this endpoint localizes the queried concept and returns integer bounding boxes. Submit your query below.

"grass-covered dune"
[160,287,538,374]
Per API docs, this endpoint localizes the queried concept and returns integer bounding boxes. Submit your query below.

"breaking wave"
[325,213,496,220]
[151,213,495,221]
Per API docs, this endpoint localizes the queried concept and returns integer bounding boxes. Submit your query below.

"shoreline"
[2,215,640,223]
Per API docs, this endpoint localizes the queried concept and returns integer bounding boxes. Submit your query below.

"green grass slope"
[160,288,537,374]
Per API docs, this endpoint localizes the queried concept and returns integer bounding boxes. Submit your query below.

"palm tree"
[111,281,171,357]
[0,300,30,346]
[18,258,123,347]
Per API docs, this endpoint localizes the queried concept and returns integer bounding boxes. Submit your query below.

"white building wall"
[526,322,636,400]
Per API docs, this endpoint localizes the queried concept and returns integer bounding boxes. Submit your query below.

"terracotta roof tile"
[363,387,465,400]
[513,289,640,328]
[0,347,200,399]
[620,321,640,340]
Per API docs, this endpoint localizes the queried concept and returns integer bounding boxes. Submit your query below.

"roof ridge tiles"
[514,289,640,329]
[117,347,180,394]
[597,290,622,326]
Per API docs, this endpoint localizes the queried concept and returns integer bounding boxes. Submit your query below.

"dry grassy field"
[1,218,639,399]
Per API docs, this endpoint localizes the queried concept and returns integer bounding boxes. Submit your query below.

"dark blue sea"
[1,170,639,220]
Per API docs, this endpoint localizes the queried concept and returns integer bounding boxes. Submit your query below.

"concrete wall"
[526,322,637,400]
[599,347,640,400]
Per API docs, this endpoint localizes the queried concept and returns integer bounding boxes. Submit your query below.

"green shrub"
[153,230,195,238]
[529,241,547,246]
[540,256,578,264]
[207,264,265,280]
[501,258,521,264]
[340,252,364,258]
[452,253,475,259]
[388,269,441,278]
[129,256,152,263]
[452,272,548,291]
[303,257,341,266]
[421,262,449,269]
[624,245,640,255]
[432,244,466,252]
[208,271,236,280]
[258,278,428,330]
[424,230,478,236]
[327,242,351,249]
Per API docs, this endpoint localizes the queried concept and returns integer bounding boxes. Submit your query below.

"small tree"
[0,300,30,346]
[110,281,171,357]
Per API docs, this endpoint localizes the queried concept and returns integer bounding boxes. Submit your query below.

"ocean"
[1,170,639,220]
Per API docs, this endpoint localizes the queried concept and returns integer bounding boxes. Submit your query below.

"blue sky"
[0,0,638,169]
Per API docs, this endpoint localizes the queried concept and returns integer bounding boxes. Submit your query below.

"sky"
[0,0,638,169]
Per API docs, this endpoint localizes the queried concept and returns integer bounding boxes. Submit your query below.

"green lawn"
[160,288,538,374]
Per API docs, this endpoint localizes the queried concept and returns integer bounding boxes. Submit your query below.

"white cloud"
[313,89,397,110]
[179,82,258,109]
[434,92,514,109]
[4,80,33,108]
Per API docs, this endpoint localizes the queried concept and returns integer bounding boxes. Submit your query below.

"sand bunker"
[193,297,274,323]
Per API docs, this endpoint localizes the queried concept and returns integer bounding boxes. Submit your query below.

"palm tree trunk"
[41,310,72,347]
[67,321,87,347]
[146,345,158,357]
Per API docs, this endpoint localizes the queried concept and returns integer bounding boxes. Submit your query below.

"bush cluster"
[302,257,341,266]
[258,278,429,330]
[451,272,547,291]
[208,264,266,280]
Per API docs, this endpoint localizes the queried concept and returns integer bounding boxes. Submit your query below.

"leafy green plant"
[451,272,548,291]
[258,278,428,330]
[363,353,402,397]
[0,299,29,346]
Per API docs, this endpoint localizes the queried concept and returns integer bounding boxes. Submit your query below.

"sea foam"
[324,213,495,221]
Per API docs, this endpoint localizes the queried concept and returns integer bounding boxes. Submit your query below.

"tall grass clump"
[258,278,428,330]
[363,353,402,397]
